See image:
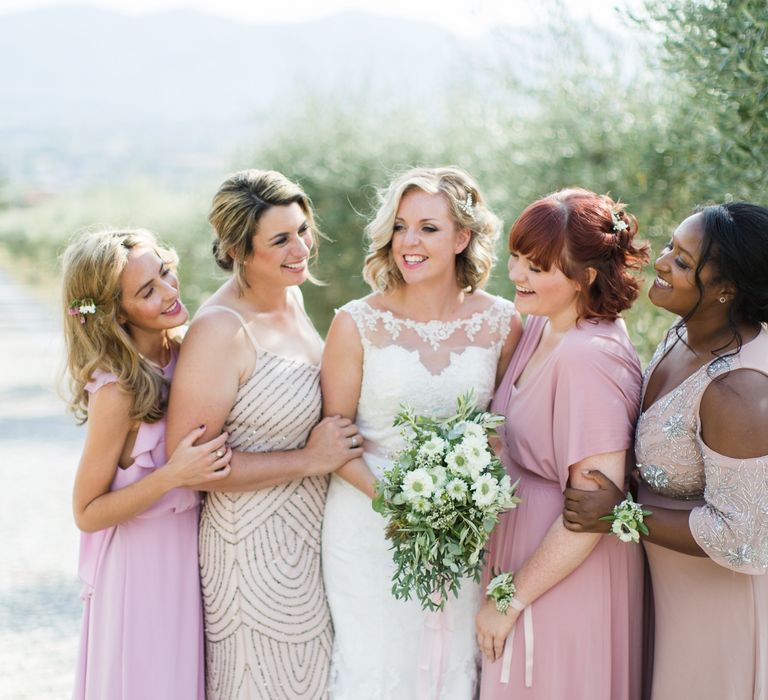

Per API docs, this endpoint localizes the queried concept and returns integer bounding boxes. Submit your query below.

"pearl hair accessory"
[457,192,474,217]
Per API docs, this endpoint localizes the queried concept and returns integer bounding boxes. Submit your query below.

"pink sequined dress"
[636,327,768,699]
[72,354,204,700]
[480,315,644,700]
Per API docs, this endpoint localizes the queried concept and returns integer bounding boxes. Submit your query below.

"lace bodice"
[637,327,768,574]
[339,296,516,476]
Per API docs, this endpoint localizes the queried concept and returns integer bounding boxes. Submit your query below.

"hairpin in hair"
[69,298,97,324]
[611,210,629,233]
[457,191,474,217]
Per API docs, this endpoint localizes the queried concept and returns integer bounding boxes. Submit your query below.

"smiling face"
[649,213,726,318]
[118,244,188,336]
[244,202,313,288]
[507,250,581,326]
[390,189,470,288]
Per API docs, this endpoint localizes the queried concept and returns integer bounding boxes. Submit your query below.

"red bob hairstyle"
[509,188,650,321]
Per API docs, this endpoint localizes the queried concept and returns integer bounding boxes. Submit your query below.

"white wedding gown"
[322,295,516,699]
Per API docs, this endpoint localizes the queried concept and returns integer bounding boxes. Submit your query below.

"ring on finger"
[350,436,359,448]
[215,448,226,459]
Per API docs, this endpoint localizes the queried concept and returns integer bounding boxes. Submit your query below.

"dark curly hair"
[678,202,768,356]
[508,187,650,321]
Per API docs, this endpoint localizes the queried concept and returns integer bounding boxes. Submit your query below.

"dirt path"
[0,270,82,699]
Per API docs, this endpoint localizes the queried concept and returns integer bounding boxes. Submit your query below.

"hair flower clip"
[611,210,629,233]
[457,191,474,217]
[69,298,97,324]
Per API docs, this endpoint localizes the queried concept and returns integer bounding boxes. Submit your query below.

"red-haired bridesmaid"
[476,189,649,700]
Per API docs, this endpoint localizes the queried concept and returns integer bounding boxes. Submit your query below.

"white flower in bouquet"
[461,436,492,474]
[429,465,448,490]
[412,496,432,514]
[458,421,486,441]
[472,474,500,508]
[418,436,446,465]
[403,468,435,501]
[446,478,468,501]
[445,446,473,478]
[498,474,519,508]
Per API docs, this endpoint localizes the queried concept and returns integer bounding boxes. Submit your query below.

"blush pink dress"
[72,354,204,700]
[636,327,768,699]
[480,315,644,700]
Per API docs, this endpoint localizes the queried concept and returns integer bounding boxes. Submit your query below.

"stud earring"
[719,296,727,304]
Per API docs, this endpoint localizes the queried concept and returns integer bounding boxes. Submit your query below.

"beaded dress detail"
[199,307,332,700]
[636,326,768,699]
[322,295,516,699]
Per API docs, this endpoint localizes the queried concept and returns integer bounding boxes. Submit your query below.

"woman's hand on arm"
[167,310,362,493]
[563,468,707,556]
[476,450,625,662]
[320,310,376,498]
[73,386,231,533]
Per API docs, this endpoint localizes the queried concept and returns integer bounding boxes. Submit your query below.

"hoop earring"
[719,296,727,304]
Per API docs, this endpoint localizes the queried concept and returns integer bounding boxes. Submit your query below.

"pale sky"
[0,0,634,35]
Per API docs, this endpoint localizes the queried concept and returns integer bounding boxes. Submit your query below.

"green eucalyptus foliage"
[638,0,768,198]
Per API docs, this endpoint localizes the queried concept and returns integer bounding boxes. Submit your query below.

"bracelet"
[486,571,524,614]
[600,492,651,543]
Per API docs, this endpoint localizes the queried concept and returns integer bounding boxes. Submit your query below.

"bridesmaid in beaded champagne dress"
[321,167,521,699]
[564,203,768,699]
[167,170,362,699]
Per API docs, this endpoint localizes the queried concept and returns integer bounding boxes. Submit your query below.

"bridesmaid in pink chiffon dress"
[73,358,205,699]
[61,229,231,700]
[476,189,649,700]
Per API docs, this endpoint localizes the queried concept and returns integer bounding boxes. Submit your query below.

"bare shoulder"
[465,289,506,313]
[700,368,768,459]
[183,306,247,348]
[326,306,363,346]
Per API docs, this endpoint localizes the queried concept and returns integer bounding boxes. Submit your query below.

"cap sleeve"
[335,299,378,348]
[552,324,641,485]
[84,368,119,394]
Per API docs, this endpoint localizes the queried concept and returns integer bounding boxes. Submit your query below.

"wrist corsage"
[486,571,524,614]
[600,493,651,543]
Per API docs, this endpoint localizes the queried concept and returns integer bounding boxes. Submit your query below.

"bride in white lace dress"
[321,167,522,698]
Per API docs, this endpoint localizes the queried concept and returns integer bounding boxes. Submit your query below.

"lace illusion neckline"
[356,298,503,350]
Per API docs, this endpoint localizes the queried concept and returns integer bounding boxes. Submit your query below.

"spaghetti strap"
[199,304,261,352]
[290,286,325,345]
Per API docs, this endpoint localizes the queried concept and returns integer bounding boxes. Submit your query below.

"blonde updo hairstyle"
[61,228,182,424]
[362,166,501,293]
[209,169,320,291]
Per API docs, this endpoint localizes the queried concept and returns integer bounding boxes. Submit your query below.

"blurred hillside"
[0,0,765,363]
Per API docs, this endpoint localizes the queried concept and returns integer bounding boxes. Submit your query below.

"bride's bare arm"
[321,310,377,498]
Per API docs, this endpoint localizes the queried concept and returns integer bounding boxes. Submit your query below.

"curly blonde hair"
[61,228,182,424]
[362,166,501,293]
[208,169,321,291]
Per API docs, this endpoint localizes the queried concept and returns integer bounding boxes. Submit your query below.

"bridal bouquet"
[372,391,520,611]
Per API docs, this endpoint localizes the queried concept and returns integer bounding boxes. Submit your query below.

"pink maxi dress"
[480,315,644,700]
[72,354,204,700]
